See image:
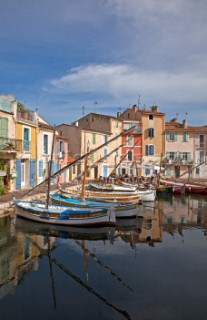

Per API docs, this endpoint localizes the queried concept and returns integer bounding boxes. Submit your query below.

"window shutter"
[166,133,170,141]
[0,117,8,137]
[175,133,178,141]
[166,167,171,176]
[39,159,44,177]
[149,145,155,155]
[166,152,170,159]
[146,145,149,156]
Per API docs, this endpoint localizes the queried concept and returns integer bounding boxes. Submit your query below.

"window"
[116,150,118,157]
[166,152,177,161]
[148,128,154,138]
[166,132,177,141]
[103,148,107,157]
[200,135,204,148]
[58,140,64,158]
[183,132,189,142]
[128,150,133,161]
[23,127,30,151]
[200,151,204,163]
[127,135,133,146]
[180,152,191,162]
[43,134,49,154]
[149,114,154,120]
[72,165,76,175]
[104,135,107,143]
[145,168,150,175]
[146,144,155,156]
[196,168,200,175]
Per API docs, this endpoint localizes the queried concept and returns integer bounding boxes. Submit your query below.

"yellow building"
[16,109,38,189]
[141,105,165,176]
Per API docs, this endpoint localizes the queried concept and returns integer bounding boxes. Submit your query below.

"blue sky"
[1,0,207,126]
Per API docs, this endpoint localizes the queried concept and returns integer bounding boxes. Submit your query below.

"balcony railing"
[17,110,37,124]
[0,137,23,152]
[23,140,31,152]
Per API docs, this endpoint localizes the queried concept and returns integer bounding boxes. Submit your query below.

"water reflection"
[1,194,207,319]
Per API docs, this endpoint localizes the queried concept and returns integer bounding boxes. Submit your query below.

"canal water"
[0,194,207,320]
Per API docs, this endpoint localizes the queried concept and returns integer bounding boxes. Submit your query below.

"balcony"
[0,137,23,152]
[17,110,37,125]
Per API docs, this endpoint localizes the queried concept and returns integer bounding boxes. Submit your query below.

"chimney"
[151,105,158,112]
[133,104,139,112]
[117,112,121,118]
[183,119,187,129]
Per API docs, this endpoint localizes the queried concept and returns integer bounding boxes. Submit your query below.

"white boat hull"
[137,189,156,202]
[14,201,116,227]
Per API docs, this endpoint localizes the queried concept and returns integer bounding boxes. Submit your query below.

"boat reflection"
[1,194,207,318]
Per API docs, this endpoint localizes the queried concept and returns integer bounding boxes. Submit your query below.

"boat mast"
[46,126,56,209]
[81,140,90,201]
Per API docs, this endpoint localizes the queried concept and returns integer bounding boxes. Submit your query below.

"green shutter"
[183,132,189,142]
[92,133,96,144]
[166,167,171,176]
[187,153,191,161]
[0,117,8,137]
[166,133,170,141]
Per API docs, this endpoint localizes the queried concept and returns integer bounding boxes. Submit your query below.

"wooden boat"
[116,181,156,201]
[50,193,142,218]
[59,184,141,203]
[136,188,156,201]
[14,200,116,227]
[160,178,207,194]
[156,185,173,195]
[88,183,137,192]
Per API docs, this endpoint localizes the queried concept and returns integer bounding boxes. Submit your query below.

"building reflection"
[1,194,207,303]
[116,195,207,247]
[0,216,55,301]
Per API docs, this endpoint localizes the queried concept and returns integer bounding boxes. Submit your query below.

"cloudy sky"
[1,0,207,125]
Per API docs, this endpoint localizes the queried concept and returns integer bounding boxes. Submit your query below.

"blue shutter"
[145,168,150,175]
[149,145,155,155]
[30,159,36,187]
[53,160,58,183]
[39,159,44,177]
[146,145,149,156]
[16,159,21,190]
[103,165,108,178]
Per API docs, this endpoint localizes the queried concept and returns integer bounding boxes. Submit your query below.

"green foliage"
[17,102,26,112]
[0,184,6,195]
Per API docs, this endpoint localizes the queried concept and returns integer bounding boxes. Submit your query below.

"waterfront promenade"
[0,183,67,215]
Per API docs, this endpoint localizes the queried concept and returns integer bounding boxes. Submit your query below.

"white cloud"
[50,63,207,104]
